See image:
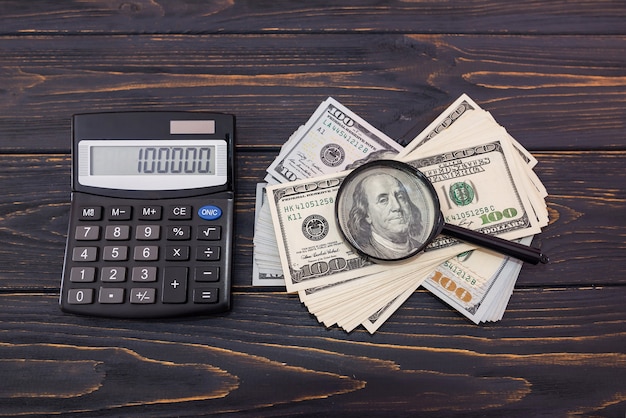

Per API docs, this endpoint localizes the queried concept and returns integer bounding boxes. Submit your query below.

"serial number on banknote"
[282,196,335,220]
[319,122,373,154]
[444,205,498,222]
[442,259,478,286]
[445,206,522,230]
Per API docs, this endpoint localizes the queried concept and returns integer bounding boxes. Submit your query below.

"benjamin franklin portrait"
[338,163,437,261]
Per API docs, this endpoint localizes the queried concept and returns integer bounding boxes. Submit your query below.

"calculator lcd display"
[91,145,216,176]
[77,139,228,190]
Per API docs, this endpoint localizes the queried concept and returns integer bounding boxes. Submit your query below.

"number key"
[75,225,100,240]
[105,225,130,240]
[69,267,96,282]
[101,267,126,282]
[68,288,94,304]
[72,247,98,262]
[136,225,160,240]
[134,246,159,261]
[103,246,129,261]
[132,267,157,282]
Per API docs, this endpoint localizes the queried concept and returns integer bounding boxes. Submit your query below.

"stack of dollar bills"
[253,95,549,333]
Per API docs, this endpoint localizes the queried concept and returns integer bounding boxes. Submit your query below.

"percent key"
[167,225,191,240]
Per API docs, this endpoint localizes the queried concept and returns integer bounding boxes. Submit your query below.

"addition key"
[162,267,188,303]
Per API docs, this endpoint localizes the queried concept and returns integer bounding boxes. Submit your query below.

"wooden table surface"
[1,1,624,416]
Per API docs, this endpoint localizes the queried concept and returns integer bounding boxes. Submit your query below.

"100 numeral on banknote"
[268,175,384,292]
[403,138,541,249]
[267,98,403,183]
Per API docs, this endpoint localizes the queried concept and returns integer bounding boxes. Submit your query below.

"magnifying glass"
[335,159,549,264]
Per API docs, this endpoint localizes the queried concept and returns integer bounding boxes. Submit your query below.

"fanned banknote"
[253,95,549,333]
[266,171,470,292]
[254,97,403,285]
[266,97,403,183]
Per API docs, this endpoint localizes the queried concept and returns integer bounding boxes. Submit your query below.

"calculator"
[60,111,235,318]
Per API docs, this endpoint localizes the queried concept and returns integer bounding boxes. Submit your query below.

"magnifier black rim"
[335,159,444,263]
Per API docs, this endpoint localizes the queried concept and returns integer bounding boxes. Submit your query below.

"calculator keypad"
[61,193,232,318]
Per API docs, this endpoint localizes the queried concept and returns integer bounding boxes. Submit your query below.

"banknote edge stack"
[253,95,549,333]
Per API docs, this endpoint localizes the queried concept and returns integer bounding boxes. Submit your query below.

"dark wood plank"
[1,4,624,416]
[0,35,624,152]
[0,286,623,416]
[1,0,625,35]
[0,151,624,291]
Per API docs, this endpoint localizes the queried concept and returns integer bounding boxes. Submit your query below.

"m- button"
[108,206,132,220]
[168,205,192,220]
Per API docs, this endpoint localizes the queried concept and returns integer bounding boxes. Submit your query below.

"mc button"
[79,206,102,221]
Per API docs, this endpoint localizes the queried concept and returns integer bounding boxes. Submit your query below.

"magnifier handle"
[441,223,549,265]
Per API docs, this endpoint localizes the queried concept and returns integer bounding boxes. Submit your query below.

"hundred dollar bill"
[255,100,404,286]
[401,94,538,172]
[266,170,474,293]
[266,97,403,183]
[362,286,415,334]
[401,95,544,208]
[401,134,542,247]
[399,93,481,158]
[252,183,285,286]
[397,94,547,324]
[422,237,531,323]
[266,173,387,292]
[264,95,548,331]
[266,134,537,294]
[298,257,441,328]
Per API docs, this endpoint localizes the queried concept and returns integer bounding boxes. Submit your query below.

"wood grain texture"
[1,1,625,416]
[1,0,625,35]
[0,288,624,416]
[0,34,624,152]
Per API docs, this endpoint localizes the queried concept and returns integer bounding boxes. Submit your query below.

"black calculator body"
[60,112,235,318]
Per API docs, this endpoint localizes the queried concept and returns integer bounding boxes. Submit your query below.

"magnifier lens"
[337,159,549,265]
[336,160,442,262]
